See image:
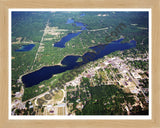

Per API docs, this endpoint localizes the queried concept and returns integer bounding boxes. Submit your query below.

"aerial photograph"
[10,10,150,117]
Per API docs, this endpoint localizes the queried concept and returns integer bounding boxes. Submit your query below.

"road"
[88,27,109,31]
[113,57,149,103]
[30,20,49,71]
[44,27,109,32]
[127,71,149,103]
[23,90,50,104]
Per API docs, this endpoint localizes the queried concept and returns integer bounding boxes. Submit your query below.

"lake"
[66,18,74,24]
[80,13,85,17]
[53,32,81,48]
[54,19,86,48]
[22,38,136,87]
[15,44,35,52]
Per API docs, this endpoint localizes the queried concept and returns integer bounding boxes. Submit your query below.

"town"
[11,55,149,115]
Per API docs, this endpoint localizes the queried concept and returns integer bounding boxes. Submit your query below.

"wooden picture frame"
[0,0,160,127]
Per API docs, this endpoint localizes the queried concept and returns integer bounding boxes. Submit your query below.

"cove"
[15,44,35,52]
[22,38,136,87]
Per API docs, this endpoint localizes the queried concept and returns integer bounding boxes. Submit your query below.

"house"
[104,61,109,65]
[15,92,22,98]
[76,102,84,111]
[132,72,141,79]
[29,105,33,109]
[86,74,91,78]
[130,88,139,94]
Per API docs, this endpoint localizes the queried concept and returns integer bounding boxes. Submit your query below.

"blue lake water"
[80,14,85,17]
[54,19,86,48]
[22,38,136,87]
[61,55,81,66]
[66,19,74,24]
[15,44,35,52]
[53,32,81,48]
[75,22,87,30]
[75,22,85,27]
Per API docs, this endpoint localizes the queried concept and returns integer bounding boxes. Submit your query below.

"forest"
[11,11,149,102]
[67,77,147,115]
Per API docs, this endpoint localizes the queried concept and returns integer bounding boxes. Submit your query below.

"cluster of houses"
[65,56,149,115]
[11,100,25,115]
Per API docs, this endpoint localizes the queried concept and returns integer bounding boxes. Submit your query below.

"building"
[15,92,22,98]
[131,72,141,79]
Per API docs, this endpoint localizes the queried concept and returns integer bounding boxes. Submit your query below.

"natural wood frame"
[0,0,160,127]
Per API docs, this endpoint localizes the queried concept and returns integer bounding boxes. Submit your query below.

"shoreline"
[20,38,136,85]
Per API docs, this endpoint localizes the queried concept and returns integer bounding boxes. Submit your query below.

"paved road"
[127,71,149,102]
